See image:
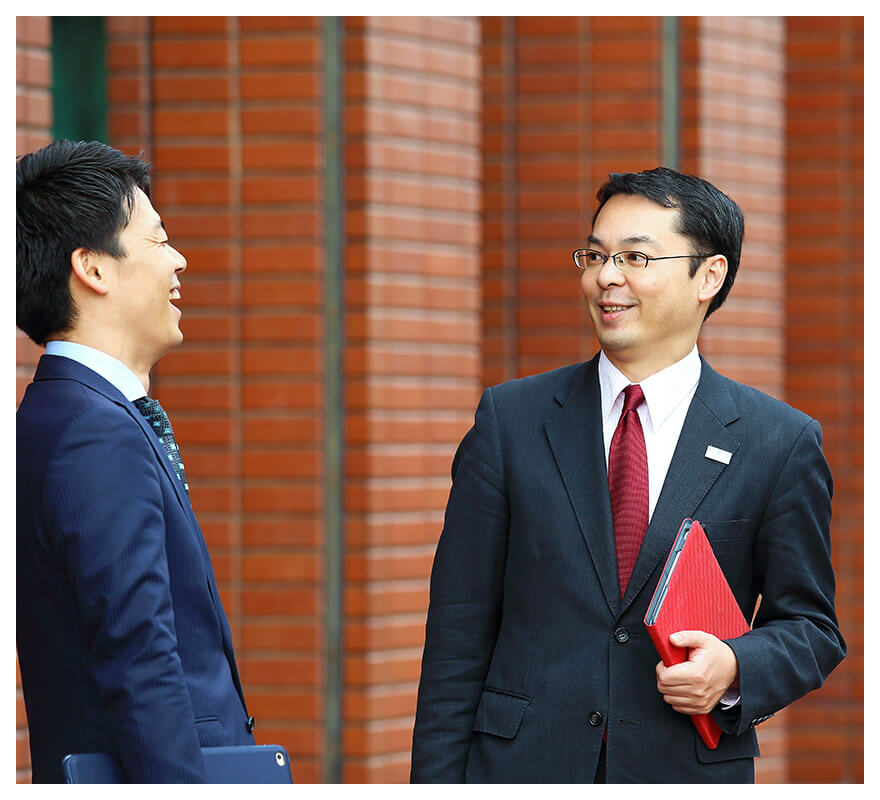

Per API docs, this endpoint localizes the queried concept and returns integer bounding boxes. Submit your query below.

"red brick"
[239,37,319,67]
[242,313,321,342]
[152,39,230,68]
[243,486,321,514]
[242,278,321,307]
[243,553,321,583]
[154,144,231,172]
[242,142,320,171]
[152,16,229,34]
[153,75,231,103]
[242,245,320,273]
[242,175,321,205]
[153,109,229,138]
[240,17,319,32]
[240,71,320,101]
[241,448,321,478]
[240,657,321,686]
[242,416,320,443]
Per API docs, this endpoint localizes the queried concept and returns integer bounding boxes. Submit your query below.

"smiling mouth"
[170,289,181,301]
[598,303,634,314]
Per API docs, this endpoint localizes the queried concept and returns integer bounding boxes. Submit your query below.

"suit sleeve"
[410,387,509,783]
[717,418,846,736]
[44,408,206,782]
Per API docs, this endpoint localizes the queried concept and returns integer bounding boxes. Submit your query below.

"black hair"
[16,139,151,345]
[592,166,744,318]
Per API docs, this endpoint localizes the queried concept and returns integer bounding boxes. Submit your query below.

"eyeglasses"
[572,249,713,271]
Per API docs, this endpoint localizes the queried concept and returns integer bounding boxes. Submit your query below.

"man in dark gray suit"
[410,167,845,783]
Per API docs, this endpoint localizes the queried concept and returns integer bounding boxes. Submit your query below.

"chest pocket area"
[700,519,754,590]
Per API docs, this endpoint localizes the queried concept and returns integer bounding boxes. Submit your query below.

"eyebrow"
[588,233,662,249]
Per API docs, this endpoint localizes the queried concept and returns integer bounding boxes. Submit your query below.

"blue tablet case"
[61,744,293,783]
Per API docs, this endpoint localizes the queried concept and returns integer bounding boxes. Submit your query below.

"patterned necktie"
[133,396,190,498]
[608,384,649,596]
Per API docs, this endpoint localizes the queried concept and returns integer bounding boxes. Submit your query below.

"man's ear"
[697,254,728,304]
[70,248,111,296]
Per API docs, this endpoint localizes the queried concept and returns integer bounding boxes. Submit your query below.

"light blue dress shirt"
[45,341,147,402]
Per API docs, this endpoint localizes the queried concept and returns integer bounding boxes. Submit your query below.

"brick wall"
[679,17,789,781]
[482,16,665,387]
[342,16,482,781]
[106,15,328,781]
[15,14,862,784]
[680,17,787,401]
[785,16,863,783]
[15,15,51,784]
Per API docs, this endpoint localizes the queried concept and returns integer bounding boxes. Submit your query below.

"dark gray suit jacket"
[411,355,845,783]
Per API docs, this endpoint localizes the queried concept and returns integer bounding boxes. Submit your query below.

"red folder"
[643,518,750,749]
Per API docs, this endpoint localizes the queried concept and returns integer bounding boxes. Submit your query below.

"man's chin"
[593,328,636,355]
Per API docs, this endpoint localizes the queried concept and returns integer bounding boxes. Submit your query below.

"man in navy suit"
[16,140,254,782]
[410,167,845,782]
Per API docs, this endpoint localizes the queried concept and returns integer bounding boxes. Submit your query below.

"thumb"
[670,630,710,649]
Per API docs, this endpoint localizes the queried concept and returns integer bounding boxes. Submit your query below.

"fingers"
[656,659,702,688]
[670,629,715,649]
[661,693,716,715]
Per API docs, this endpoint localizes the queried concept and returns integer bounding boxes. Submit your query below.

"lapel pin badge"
[705,445,732,465]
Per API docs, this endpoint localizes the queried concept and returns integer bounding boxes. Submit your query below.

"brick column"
[106,16,327,781]
[681,16,787,399]
[785,16,863,783]
[16,15,52,784]
[481,16,664,387]
[680,16,789,781]
[342,16,482,782]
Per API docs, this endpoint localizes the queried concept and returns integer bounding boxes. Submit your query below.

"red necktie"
[608,384,649,596]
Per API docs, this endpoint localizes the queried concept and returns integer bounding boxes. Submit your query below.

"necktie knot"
[622,384,645,413]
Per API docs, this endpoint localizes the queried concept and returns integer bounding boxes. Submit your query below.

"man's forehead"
[129,187,163,231]
[591,194,681,238]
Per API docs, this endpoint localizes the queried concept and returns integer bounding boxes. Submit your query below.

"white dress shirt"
[598,345,740,707]
[45,340,147,401]
[598,345,701,521]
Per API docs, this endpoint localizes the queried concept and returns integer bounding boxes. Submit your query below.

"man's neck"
[601,342,698,384]
[51,333,152,394]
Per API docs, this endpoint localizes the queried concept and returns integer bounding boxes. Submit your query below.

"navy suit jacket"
[410,355,845,783]
[17,355,254,783]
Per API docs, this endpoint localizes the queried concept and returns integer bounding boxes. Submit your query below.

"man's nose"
[173,246,187,273]
[596,257,625,287]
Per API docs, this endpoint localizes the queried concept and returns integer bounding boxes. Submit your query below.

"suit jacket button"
[614,627,629,643]
[246,715,255,733]
[588,711,604,727]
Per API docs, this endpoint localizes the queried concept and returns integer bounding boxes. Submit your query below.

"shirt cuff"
[719,688,741,708]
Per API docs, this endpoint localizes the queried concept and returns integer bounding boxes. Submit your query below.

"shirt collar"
[45,341,148,402]
[598,345,701,432]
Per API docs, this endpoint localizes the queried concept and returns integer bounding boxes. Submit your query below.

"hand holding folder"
[644,519,750,749]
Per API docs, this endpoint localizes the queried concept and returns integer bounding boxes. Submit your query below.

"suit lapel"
[544,356,620,615]
[37,356,195,515]
[620,358,741,613]
[35,355,214,580]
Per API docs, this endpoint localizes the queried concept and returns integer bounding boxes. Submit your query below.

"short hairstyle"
[592,167,745,318]
[16,139,151,345]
